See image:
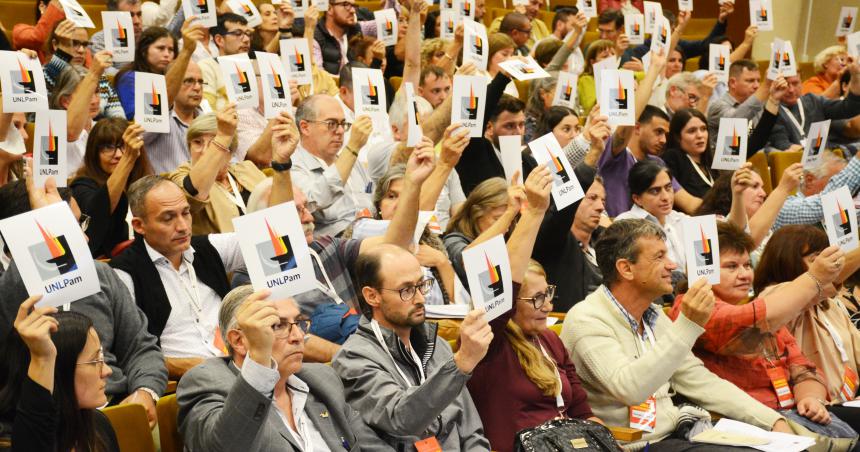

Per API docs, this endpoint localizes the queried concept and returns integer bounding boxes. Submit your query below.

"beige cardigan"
[561,286,783,451]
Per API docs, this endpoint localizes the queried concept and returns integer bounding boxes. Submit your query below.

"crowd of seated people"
[3,0,860,451]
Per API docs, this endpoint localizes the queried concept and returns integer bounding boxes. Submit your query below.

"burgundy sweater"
[467,284,594,452]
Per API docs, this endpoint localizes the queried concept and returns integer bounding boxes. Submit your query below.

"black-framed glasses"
[516,27,532,34]
[378,277,435,302]
[64,38,92,49]
[78,213,91,233]
[517,285,556,310]
[223,29,253,38]
[99,143,125,155]
[331,1,356,9]
[272,317,312,338]
[308,119,352,132]
[182,77,207,87]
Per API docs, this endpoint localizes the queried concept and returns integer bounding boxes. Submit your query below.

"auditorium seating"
[102,403,156,452]
[157,394,184,452]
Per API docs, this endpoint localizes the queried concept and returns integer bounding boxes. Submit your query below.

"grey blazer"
[177,357,394,452]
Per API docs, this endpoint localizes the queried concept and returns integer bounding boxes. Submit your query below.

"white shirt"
[67,126,90,176]
[113,233,244,358]
[615,204,689,269]
[241,357,332,451]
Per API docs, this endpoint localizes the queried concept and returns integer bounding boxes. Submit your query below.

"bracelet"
[805,271,823,300]
[210,139,231,153]
[271,160,292,172]
[344,145,359,157]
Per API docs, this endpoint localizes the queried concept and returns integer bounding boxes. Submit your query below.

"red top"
[13,3,66,63]
[599,0,644,13]
[468,283,594,452]
[669,295,821,410]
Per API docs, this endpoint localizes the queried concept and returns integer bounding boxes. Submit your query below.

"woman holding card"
[71,118,151,258]
[669,222,860,447]
[0,295,118,452]
[468,167,610,452]
[754,226,860,417]
[534,106,580,149]
[114,27,179,120]
[661,108,718,198]
[444,176,525,291]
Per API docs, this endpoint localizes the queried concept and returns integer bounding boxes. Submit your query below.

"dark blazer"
[177,358,393,452]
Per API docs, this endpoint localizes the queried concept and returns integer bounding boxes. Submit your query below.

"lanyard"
[781,102,806,140]
[536,340,565,411]
[224,172,247,214]
[821,313,850,363]
[370,319,426,386]
[308,248,347,305]
[686,154,714,187]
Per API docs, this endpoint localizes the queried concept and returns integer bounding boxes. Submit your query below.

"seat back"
[102,403,156,452]
[747,151,773,195]
[157,394,184,452]
[768,150,802,195]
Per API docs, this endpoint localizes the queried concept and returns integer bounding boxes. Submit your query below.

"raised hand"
[718,0,735,22]
[53,20,78,42]
[700,72,718,98]
[809,246,846,286]
[743,25,758,45]
[271,111,299,163]
[523,165,553,213]
[304,5,319,31]
[776,162,802,193]
[90,50,114,76]
[506,173,527,213]
[456,61,478,76]
[405,136,436,185]
[216,103,239,139]
[277,3,295,29]
[347,115,373,151]
[454,309,493,373]
[680,278,715,327]
[23,157,63,209]
[14,295,58,361]
[730,163,753,195]
[582,105,610,150]
[439,123,470,168]
[370,40,386,61]
[769,75,789,103]
[235,289,278,365]
[121,123,146,161]
[181,18,206,52]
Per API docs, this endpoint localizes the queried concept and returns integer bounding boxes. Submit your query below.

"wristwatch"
[271,160,293,172]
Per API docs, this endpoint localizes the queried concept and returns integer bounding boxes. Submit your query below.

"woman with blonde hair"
[802,46,849,98]
[444,177,522,288]
[468,258,603,452]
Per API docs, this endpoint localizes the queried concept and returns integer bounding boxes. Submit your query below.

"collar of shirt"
[603,286,660,340]
[626,204,684,227]
[144,238,195,266]
[722,91,740,107]
[294,143,329,171]
[171,107,202,127]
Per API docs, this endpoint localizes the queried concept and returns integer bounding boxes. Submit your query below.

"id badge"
[414,437,442,452]
[629,395,657,432]
[840,365,860,402]
[766,365,796,409]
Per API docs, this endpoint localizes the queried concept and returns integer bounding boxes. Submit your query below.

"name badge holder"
[763,337,796,409]
[629,324,658,432]
[821,315,860,402]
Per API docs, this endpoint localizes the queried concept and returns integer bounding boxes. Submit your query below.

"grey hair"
[595,219,666,287]
[389,91,432,133]
[804,151,844,178]
[295,94,331,125]
[127,175,177,217]
[49,66,87,110]
[526,77,557,115]
[219,285,255,357]
[666,72,701,92]
[813,45,846,74]
[373,164,406,211]
[186,112,237,152]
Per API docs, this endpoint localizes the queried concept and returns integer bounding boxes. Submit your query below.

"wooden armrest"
[608,426,643,442]
[165,380,178,394]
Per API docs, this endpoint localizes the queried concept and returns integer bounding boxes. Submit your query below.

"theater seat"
[747,151,773,195]
[111,239,135,257]
[768,150,802,195]
[390,76,403,92]
[102,403,156,452]
[157,394,184,452]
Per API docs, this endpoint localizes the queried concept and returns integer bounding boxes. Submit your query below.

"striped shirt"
[143,109,199,174]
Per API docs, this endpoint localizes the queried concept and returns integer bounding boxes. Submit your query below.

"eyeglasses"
[517,285,556,310]
[331,1,356,9]
[685,92,700,104]
[99,143,125,155]
[308,119,352,132]
[223,29,253,38]
[64,38,92,49]
[272,318,311,338]
[378,277,435,302]
[78,213,91,233]
[182,77,207,87]
[516,27,532,34]
[76,347,105,370]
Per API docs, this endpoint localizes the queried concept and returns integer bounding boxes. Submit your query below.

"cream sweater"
[561,286,783,451]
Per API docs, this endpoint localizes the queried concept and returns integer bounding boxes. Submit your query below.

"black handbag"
[514,418,623,452]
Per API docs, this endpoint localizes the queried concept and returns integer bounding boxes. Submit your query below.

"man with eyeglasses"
[0,174,168,429]
[89,0,144,76]
[498,12,533,56]
[659,72,705,120]
[178,285,394,452]
[291,94,375,237]
[332,241,492,451]
[198,13,253,111]
[489,0,548,51]
[143,60,205,174]
[313,0,398,75]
